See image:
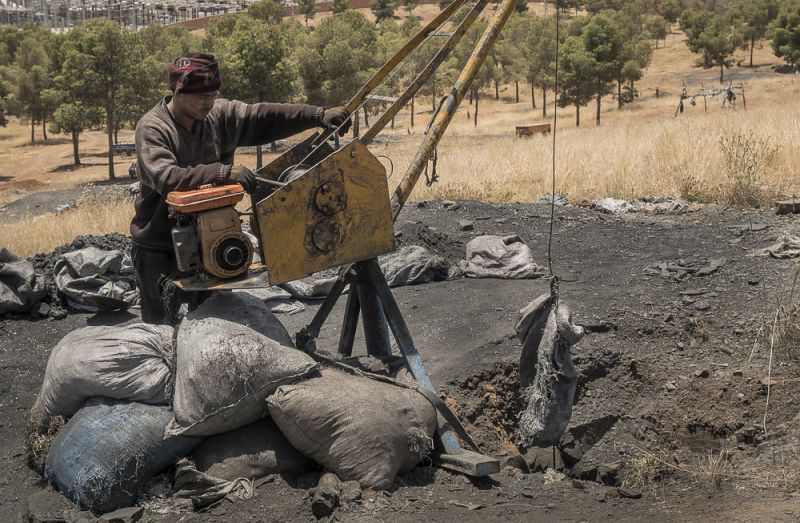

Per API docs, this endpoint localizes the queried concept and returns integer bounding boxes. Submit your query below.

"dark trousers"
[131,245,180,324]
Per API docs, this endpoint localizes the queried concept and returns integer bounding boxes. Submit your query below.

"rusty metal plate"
[255,140,394,285]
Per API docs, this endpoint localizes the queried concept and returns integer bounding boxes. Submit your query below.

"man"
[131,53,351,324]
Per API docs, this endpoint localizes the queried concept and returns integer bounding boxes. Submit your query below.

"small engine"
[166,184,254,279]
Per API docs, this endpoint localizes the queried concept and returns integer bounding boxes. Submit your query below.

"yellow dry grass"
[1,25,798,256]
[0,194,135,257]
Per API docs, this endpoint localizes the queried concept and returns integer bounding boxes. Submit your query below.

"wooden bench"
[516,123,551,138]
[112,143,136,157]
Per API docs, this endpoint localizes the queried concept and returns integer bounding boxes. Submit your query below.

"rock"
[458,220,474,231]
[340,481,362,503]
[27,489,72,523]
[502,465,524,479]
[616,487,642,499]
[311,472,341,519]
[32,302,51,318]
[520,445,564,472]
[733,369,744,377]
[694,368,710,378]
[50,308,67,320]
[495,218,508,224]
[559,415,619,467]
[693,300,712,311]
[416,201,428,208]
[443,201,460,210]
[596,462,622,485]
[665,381,677,391]
[503,454,531,474]
[99,507,144,523]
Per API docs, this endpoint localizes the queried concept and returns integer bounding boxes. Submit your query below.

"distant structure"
[0,0,255,29]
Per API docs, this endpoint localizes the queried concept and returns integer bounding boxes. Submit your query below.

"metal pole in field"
[390,0,517,220]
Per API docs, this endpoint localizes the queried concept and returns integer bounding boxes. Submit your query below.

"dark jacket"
[131,97,323,251]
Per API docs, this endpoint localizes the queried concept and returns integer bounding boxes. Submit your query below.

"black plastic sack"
[45,399,199,514]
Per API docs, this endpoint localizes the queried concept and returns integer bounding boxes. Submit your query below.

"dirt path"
[2,202,799,521]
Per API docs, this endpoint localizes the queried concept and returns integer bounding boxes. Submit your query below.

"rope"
[546,2,561,278]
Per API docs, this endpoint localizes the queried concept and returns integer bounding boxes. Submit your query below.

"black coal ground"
[3,200,800,522]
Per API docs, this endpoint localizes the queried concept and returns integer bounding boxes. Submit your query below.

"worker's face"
[173,91,217,122]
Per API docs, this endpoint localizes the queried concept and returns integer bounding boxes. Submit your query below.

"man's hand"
[322,107,352,137]
[229,165,257,193]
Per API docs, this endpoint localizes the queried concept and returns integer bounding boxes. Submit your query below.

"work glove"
[321,106,352,137]
[229,165,257,194]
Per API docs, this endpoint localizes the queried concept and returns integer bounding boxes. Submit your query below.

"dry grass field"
[1,21,798,257]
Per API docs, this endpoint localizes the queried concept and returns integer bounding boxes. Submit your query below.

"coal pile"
[27,233,132,318]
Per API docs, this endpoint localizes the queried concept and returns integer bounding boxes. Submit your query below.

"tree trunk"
[515,81,519,103]
[31,118,35,144]
[469,88,473,105]
[256,145,263,170]
[575,104,580,127]
[719,63,724,84]
[542,86,547,118]
[595,92,601,126]
[474,88,479,127]
[106,107,116,180]
[749,36,755,67]
[410,96,415,128]
[494,79,499,100]
[72,130,80,165]
[42,118,47,141]
[114,128,119,144]
[363,107,369,127]
[270,141,277,152]
[617,80,623,109]
[531,81,535,109]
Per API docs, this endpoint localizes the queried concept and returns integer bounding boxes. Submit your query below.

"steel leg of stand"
[359,258,500,477]
[295,277,347,352]
[338,290,360,357]
[355,280,392,358]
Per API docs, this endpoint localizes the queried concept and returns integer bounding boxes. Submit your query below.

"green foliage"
[645,14,670,43]
[371,0,397,22]
[50,102,104,164]
[659,0,681,24]
[731,0,780,66]
[556,35,597,126]
[13,35,52,141]
[770,3,800,69]
[248,0,284,24]
[295,11,380,106]
[298,0,316,26]
[515,0,528,13]
[403,0,418,14]
[138,24,199,65]
[62,18,136,179]
[217,17,298,103]
[681,10,744,82]
[330,0,351,14]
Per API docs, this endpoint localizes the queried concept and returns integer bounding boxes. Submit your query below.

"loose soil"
[3,201,800,522]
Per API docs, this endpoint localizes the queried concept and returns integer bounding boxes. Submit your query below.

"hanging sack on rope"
[167,292,318,437]
[29,323,174,436]
[267,367,437,490]
[45,399,199,514]
[515,286,584,447]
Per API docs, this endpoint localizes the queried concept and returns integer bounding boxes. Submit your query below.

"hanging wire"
[546,2,561,278]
